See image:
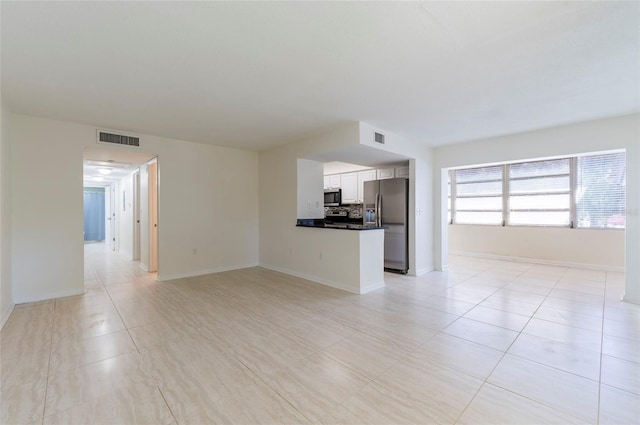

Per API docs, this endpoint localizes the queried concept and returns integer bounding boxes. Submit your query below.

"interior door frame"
[148,160,158,273]
[133,171,141,261]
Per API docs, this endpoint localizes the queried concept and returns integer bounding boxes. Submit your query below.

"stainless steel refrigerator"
[363,178,409,273]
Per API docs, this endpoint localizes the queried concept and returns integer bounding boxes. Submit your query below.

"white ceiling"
[82,146,155,187]
[2,2,638,151]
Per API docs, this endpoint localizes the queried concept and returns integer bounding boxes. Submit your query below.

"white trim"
[157,263,259,282]
[622,294,640,305]
[414,267,432,276]
[260,263,355,293]
[359,280,386,294]
[449,250,624,272]
[259,263,384,294]
[1,302,15,330]
[12,288,86,305]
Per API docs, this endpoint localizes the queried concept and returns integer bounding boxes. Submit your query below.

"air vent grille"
[374,132,385,144]
[98,131,140,147]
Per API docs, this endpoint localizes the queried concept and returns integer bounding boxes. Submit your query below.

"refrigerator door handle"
[376,192,382,226]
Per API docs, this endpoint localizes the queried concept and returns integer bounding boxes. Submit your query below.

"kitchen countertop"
[296,219,386,231]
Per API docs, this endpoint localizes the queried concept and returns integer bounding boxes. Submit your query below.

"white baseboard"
[414,267,433,276]
[259,263,384,294]
[1,302,15,330]
[360,280,386,294]
[157,262,259,282]
[449,250,624,272]
[622,294,640,305]
[13,288,86,305]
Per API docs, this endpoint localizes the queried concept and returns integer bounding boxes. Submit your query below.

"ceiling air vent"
[374,132,385,144]
[97,130,140,148]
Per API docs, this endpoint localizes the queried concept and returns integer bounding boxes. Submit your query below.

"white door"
[148,161,158,273]
[133,172,141,261]
[104,184,114,249]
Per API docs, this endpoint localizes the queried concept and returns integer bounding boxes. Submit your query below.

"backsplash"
[325,204,363,219]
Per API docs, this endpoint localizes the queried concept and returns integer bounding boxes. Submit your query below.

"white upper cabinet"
[357,169,376,203]
[395,166,409,178]
[376,168,395,180]
[324,174,341,189]
[340,172,358,204]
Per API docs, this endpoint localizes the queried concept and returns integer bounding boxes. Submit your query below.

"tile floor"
[1,243,639,424]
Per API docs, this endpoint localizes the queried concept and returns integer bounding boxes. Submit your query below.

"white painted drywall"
[359,229,385,293]
[449,225,625,270]
[260,122,387,292]
[11,115,86,302]
[434,114,640,303]
[0,96,14,326]
[624,138,640,303]
[296,159,324,219]
[10,114,259,302]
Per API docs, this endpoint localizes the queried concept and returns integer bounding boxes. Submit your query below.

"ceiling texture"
[1,1,638,151]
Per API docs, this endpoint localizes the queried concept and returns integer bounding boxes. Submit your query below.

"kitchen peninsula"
[294,219,386,294]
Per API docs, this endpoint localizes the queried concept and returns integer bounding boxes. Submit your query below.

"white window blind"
[454,166,503,225]
[448,151,625,229]
[576,152,626,228]
[508,159,571,226]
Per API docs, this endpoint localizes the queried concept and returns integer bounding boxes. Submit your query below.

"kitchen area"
[297,160,411,277]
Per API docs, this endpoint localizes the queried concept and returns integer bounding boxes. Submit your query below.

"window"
[454,166,503,225]
[576,152,626,228]
[449,151,625,229]
[509,159,571,226]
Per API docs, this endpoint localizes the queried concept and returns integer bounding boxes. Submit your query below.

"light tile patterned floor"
[1,243,639,424]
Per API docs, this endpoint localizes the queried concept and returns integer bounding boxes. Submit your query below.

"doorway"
[83,187,105,242]
[82,147,159,284]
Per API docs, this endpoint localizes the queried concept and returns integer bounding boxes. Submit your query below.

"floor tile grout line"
[232,356,320,424]
[596,270,610,425]
[452,265,538,424]
[157,386,179,425]
[456,268,588,422]
[99,266,144,355]
[40,298,56,424]
[457,265,607,424]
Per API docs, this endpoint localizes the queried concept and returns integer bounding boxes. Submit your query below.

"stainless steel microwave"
[324,189,341,206]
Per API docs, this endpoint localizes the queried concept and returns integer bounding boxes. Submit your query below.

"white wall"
[434,114,640,303]
[10,114,259,302]
[11,116,86,302]
[0,96,14,326]
[449,225,625,270]
[259,122,368,288]
[296,158,324,219]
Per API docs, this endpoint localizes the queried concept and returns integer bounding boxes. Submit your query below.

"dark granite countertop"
[296,219,386,231]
